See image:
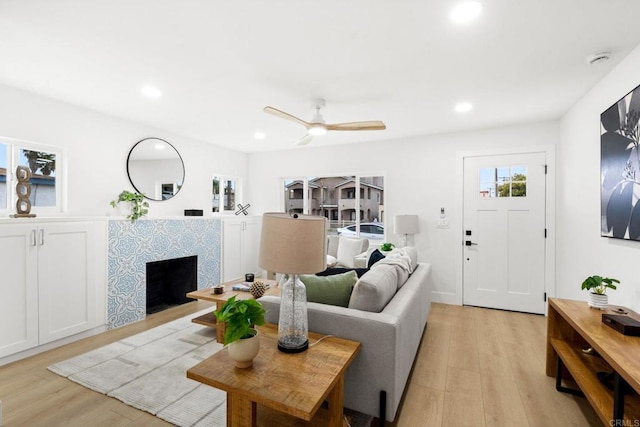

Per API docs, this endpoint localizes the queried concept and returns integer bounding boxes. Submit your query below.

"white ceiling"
[1,0,640,153]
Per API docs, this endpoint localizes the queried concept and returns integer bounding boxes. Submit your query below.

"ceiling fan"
[263,99,386,146]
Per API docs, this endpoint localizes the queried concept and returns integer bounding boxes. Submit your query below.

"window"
[281,174,385,242]
[0,138,64,214]
[212,175,240,213]
[479,166,527,198]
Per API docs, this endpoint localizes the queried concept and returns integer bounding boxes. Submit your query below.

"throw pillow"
[316,267,369,278]
[348,264,398,312]
[367,249,385,268]
[326,255,338,268]
[300,270,358,307]
[336,237,365,268]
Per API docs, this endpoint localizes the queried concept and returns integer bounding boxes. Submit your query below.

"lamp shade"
[394,214,419,235]
[259,213,327,274]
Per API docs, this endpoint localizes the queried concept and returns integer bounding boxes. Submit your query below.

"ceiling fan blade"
[295,133,313,146]
[264,106,310,128]
[326,121,386,131]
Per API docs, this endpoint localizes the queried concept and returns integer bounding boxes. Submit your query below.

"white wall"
[0,83,248,217]
[558,44,640,312]
[248,121,559,304]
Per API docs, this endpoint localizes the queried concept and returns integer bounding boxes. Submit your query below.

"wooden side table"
[187,323,361,427]
[186,279,278,343]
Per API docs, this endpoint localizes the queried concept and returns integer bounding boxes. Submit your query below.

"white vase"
[227,329,260,368]
[587,293,608,309]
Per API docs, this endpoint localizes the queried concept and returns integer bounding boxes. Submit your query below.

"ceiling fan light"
[308,125,327,136]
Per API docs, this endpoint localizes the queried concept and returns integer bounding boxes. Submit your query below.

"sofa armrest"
[353,251,368,268]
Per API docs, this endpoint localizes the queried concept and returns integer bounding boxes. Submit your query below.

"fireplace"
[146,255,197,314]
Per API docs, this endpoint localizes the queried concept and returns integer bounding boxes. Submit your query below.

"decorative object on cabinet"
[394,214,419,247]
[110,190,149,222]
[214,296,265,367]
[235,203,250,216]
[12,165,36,218]
[259,212,327,353]
[600,83,640,240]
[126,137,184,201]
[581,275,619,309]
[184,209,203,216]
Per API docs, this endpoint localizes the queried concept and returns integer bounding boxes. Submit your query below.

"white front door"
[463,152,546,314]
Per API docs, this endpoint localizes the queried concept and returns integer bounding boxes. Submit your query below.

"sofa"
[259,247,431,422]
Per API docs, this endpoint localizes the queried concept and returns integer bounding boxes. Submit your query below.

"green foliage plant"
[581,275,620,295]
[380,242,395,251]
[214,296,266,345]
[110,190,149,222]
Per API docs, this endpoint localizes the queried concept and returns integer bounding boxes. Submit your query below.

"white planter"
[227,329,260,368]
[587,293,608,310]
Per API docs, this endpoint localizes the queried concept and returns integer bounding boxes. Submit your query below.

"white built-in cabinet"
[222,216,261,282]
[0,221,105,359]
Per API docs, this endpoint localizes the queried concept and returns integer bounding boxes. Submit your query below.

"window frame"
[212,174,242,214]
[1,137,65,216]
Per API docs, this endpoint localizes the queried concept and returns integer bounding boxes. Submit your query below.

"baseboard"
[0,325,106,367]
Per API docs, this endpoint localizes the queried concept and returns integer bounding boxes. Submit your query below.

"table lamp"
[394,214,419,247]
[259,213,327,353]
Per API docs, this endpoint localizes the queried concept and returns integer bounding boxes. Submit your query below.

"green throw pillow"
[300,270,358,308]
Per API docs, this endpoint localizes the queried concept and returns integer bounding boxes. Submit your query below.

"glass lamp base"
[277,336,309,353]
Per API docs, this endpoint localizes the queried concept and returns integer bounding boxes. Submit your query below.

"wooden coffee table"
[186,279,278,343]
[187,323,361,427]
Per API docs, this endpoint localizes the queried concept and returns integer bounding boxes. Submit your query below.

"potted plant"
[110,190,149,222]
[581,275,619,309]
[380,242,395,253]
[214,296,266,368]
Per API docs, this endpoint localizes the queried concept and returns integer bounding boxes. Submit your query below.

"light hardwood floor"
[0,302,601,426]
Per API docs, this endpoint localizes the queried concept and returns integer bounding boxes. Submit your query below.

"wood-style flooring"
[0,301,601,426]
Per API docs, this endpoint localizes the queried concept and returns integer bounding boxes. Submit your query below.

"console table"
[546,298,640,425]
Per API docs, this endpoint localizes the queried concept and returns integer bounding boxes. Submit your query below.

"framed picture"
[601,83,640,240]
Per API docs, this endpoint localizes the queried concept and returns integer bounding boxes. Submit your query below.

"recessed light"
[450,1,482,23]
[455,102,473,113]
[254,131,266,140]
[141,85,162,99]
[154,143,165,150]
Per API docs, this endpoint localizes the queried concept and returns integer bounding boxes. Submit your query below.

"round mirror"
[126,137,185,201]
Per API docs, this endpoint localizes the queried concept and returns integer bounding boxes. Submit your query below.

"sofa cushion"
[348,264,398,312]
[327,235,340,258]
[326,255,338,268]
[337,237,366,268]
[367,249,385,268]
[300,270,358,307]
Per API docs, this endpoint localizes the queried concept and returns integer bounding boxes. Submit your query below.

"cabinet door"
[0,225,38,358]
[222,220,243,282]
[38,222,98,344]
[241,218,261,276]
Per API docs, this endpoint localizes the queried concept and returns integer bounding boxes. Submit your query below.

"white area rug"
[49,309,227,426]
[49,308,373,427]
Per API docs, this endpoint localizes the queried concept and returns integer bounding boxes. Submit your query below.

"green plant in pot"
[581,275,619,309]
[380,242,395,252]
[215,296,265,368]
[110,190,149,222]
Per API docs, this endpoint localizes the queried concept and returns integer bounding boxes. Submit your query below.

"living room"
[2,1,640,426]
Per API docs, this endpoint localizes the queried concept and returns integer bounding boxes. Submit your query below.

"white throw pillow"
[326,255,338,268]
[336,237,364,268]
[348,264,398,312]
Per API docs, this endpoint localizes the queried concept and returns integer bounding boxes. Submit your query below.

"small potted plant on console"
[581,275,619,309]
[214,296,265,368]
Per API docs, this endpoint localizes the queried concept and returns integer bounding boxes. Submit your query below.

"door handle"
[465,240,478,246]
[39,229,44,246]
[31,229,37,246]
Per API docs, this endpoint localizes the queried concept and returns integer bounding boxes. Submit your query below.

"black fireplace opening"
[146,255,197,314]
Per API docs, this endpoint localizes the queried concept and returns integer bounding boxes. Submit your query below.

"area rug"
[48,309,372,427]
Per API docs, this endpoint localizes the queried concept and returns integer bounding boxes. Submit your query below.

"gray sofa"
[259,249,431,422]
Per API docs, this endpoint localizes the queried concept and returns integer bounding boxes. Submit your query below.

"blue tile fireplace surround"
[107,218,221,329]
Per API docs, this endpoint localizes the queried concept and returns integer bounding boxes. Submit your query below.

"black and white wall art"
[601,83,640,240]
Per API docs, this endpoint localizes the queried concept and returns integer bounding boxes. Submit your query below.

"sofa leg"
[379,390,386,425]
